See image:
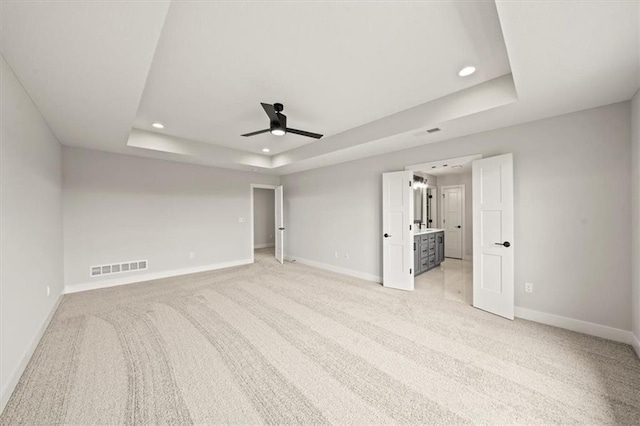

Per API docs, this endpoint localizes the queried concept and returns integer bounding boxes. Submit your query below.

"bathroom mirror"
[413,186,424,225]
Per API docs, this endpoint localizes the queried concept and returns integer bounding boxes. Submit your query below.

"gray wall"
[63,147,280,289]
[253,188,275,247]
[282,102,632,331]
[0,55,63,407]
[632,90,640,345]
[437,171,473,258]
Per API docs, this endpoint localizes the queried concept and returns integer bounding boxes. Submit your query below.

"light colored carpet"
[2,249,639,425]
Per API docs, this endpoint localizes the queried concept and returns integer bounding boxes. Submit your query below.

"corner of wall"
[631,89,640,353]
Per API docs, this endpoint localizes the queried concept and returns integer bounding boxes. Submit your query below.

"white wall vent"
[90,260,148,277]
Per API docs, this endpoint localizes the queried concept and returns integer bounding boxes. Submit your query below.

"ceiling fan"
[241,103,323,139]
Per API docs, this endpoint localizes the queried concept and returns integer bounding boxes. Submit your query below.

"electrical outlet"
[524,283,534,293]
[189,252,195,259]
[334,251,338,258]
[46,286,50,297]
[344,253,350,260]
[238,217,245,223]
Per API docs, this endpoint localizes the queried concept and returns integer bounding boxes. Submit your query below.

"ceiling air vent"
[426,127,441,134]
[90,259,148,278]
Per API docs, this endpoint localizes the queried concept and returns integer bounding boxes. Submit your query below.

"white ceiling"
[134,0,510,155]
[1,1,638,175]
[409,155,479,177]
[0,1,170,151]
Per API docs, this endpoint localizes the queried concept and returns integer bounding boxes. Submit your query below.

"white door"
[441,186,463,259]
[382,171,414,291]
[275,185,284,264]
[472,154,514,319]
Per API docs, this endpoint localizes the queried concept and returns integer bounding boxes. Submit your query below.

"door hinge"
[409,224,412,231]
[410,268,412,274]
[409,181,412,187]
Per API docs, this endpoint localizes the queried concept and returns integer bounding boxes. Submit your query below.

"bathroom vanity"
[414,229,445,276]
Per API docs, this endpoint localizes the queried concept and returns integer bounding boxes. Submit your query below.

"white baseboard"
[64,259,252,294]
[463,254,473,261]
[288,256,382,283]
[515,306,635,345]
[632,333,640,359]
[254,243,275,249]
[1,294,63,414]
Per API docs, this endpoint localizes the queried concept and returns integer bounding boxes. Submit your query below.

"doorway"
[250,184,284,264]
[382,153,515,320]
[410,159,474,305]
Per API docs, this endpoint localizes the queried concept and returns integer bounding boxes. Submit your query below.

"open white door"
[275,185,284,264]
[382,171,414,291]
[472,154,514,319]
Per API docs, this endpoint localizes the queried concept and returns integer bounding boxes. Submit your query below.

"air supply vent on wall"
[90,260,148,277]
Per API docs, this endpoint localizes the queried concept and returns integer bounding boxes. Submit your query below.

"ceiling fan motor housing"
[271,113,287,133]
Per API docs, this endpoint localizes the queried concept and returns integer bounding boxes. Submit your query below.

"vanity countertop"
[413,228,444,236]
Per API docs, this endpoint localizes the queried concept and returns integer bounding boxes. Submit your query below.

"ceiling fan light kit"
[242,102,323,140]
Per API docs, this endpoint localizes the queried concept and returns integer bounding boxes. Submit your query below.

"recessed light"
[152,122,164,129]
[458,66,476,77]
[262,148,270,153]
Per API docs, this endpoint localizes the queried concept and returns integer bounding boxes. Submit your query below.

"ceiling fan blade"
[287,128,323,139]
[241,129,270,137]
[261,103,280,124]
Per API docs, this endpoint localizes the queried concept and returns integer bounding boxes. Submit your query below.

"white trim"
[632,333,640,359]
[254,242,275,249]
[250,183,279,263]
[64,259,252,294]
[1,294,63,413]
[515,306,636,345]
[463,254,473,261]
[289,256,382,283]
[440,184,466,260]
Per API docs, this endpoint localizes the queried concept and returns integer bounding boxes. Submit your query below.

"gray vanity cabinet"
[413,231,445,276]
[436,232,445,264]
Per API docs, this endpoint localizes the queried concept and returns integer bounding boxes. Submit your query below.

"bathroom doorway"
[406,156,476,304]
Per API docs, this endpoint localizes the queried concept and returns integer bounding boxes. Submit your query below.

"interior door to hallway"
[275,185,284,264]
[442,186,463,259]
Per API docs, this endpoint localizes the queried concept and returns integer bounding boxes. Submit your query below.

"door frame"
[249,183,280,263]
[439,184,466,260]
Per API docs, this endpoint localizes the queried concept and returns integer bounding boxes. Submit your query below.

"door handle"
[384,233,391,238]
[279,227,285,231]
[495,241,511,247]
